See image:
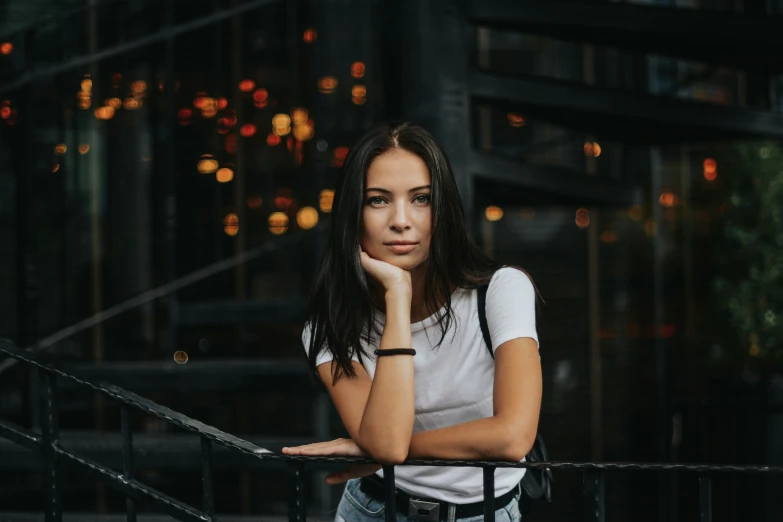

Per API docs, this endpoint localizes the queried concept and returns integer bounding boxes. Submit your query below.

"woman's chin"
[380,256,425,272]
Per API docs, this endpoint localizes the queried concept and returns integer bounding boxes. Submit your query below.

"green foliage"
[713,142,783,361]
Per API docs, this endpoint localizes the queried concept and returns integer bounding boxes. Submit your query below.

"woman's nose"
[390,201,411,230]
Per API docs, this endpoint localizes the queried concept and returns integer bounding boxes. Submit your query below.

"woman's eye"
[414,194,431,204]
[367,196,385,205]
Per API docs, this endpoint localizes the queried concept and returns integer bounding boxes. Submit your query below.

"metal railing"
[1,340,782,522]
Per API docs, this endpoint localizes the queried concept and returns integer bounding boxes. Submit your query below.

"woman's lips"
[385,243,418,254]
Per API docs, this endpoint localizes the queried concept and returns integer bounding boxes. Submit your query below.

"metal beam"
[0,432,327,471]
[177,297,308,326]
[470,151,641,207]
[0,0,284,95]
[470,71,783,141]
[469,0,783,73]
[60,359,316,392]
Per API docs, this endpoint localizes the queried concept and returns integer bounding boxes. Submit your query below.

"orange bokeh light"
[485,206,504,222]
[703,158,717,181]
[303,28,318,44]
[240,124,257,137]
[239,79,256,92]
[318,76,338,94]
[507,112,525,127]
[351,61,366,79]
[659,191,677,207]
[267,133,281,146]
[216,167,234,183]
[0,42,13,55]
[319,189,334,213]
[575,208,590,228]
[584,141,602,158]
[217,97,228,110]
[331,146,349,167]
[95,106,115,120]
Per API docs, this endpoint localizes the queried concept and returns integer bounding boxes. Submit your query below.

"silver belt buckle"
[409,499,440,521]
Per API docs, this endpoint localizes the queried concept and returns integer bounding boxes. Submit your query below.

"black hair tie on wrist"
[374,348,416,357]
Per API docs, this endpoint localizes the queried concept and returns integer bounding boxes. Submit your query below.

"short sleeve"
[484,267,539,352]
[301,322,360,367]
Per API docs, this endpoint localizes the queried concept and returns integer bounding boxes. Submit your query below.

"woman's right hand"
[360,249,412,297]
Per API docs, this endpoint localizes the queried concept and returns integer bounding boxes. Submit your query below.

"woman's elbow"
[499,428,536,462]
[369,446,409,466]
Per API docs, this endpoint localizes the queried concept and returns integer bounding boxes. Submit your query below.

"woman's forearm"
[357,287,415,464]
[408,416,536,462]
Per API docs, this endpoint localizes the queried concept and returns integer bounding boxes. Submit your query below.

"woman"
[283,122,542,522]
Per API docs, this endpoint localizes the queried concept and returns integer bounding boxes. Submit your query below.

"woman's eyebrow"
[365,185,431,194]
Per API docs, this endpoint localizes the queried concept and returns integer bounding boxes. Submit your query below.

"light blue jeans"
[334,478,522,522]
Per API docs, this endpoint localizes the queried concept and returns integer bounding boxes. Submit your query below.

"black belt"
[359,474,518,521]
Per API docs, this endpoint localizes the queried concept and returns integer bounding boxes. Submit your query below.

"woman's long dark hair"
[305,122,520,383]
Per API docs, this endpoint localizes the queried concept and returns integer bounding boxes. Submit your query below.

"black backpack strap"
[477,282,494,359]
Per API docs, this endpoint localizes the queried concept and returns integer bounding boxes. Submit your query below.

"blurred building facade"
[1,0,783,521]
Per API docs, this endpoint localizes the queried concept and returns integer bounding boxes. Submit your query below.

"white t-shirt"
[303,267,539,504]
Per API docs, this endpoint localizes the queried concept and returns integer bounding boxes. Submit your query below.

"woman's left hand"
[282,438,382,484]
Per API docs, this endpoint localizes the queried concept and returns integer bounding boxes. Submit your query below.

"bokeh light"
[274,188,293,209]
[173,351,189,364]
[303,28,318,44]
[78,144,90,155]
[319,189,334,212]
[576,208,590,228]
[703,158,717,181]
[123,97,141,110]
[293,121,314,141]
[240,124,257,137]
[267,133,281,146]
[507,112,525,127]
[95,106,115,120]
[197,155,219,174]
[216,167,234,183]
[224,213,239,236]
[318,76,338,94]
[351,61,366,79]
[269,212,289,235]
[0,42,13,55]
[253,89,269,108]
[584,141,602,158]
[239,79,256,92]
[600,229,618,243]
[55,144,67,155]
[331,146,349,167]
[485,206,504,222]
[296,207,319,229]
[291,108,308,125]
[659,191,677,207]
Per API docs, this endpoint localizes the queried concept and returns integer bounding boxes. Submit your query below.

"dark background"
[1,0,782,520]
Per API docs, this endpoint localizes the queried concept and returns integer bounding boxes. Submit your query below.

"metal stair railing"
[2,340,783,522]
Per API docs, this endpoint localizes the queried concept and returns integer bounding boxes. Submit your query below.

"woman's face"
[360,148,432,274]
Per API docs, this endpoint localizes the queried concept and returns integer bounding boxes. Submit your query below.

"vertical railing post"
[699,474,712,522]
[483,466,497,522]
[39,370,62,522]
[583,469,605,522]
[382,465,397,522]
[288,461,307,522]
[120,406,137,522]
[201,437,215,519]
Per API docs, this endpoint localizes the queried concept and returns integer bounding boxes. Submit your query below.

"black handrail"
[1,340,781,522]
